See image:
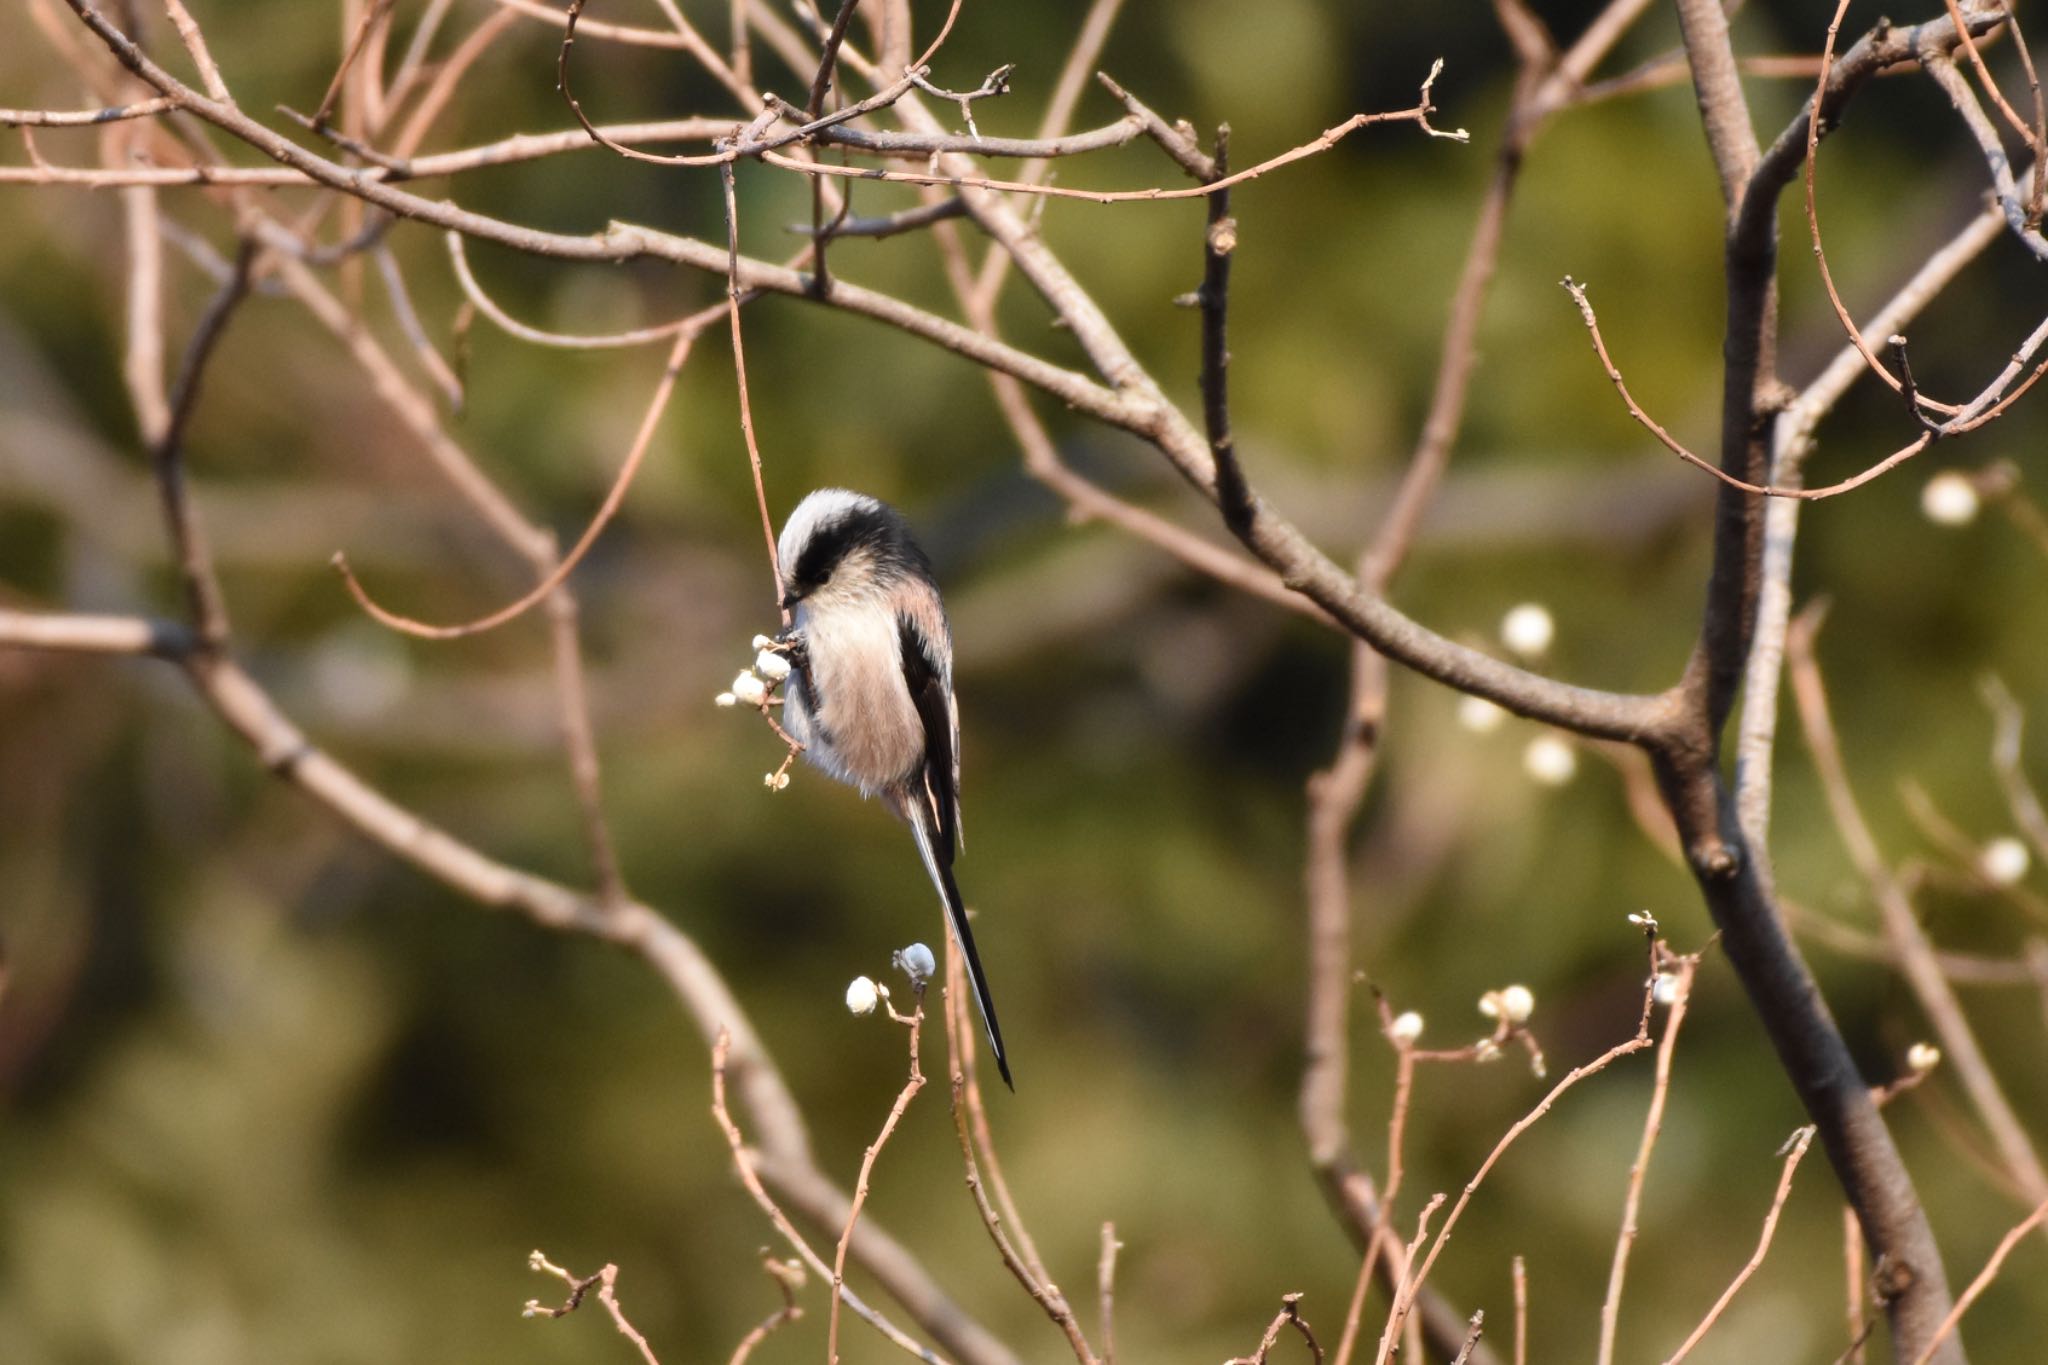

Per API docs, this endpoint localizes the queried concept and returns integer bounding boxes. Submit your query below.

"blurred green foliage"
[3,2,2047,1362]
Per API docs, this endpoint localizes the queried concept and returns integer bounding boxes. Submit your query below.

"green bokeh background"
[3,2,2046,1362]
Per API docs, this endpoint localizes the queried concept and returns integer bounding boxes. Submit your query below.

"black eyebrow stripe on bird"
[790,513,858,590]
[899,613,957,863]
[793,503,933,591]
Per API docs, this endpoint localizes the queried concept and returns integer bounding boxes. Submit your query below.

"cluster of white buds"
[716,670,768,708]
[1478,984,1535,1026]
[716,634,792,708]
[763,770,791,791]
[1388,1010,1426,1046]
[849,945,934,1017]
[1978,836,2031,887]
[1627,910,1660,933]
[1652,971,1684,1007]
[1500,603,1555,659]
[1906,1042,1943,1075]
[1920,471,1980,527]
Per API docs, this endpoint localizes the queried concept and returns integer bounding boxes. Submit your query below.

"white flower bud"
[1500,603,1555,658]
[754,649,793,681]
[715,691,739,708]
[894,942,937,986]
[1474,1038,1502,1063]
[1652,972,1682,1006]
[1389,1011,1425,1045]
[1497,984,1535,1024]
[1920,471,1979,527]
[752,635,777,651]
[763,770,790,791]
[845,976,879,1016]
[1523,734,1577,786]
[1628,910,1660,932]
[1907,1042,1942,1074]
[730,671,768,705]
[1457,695,1507,734]
[1978,836,2030,886]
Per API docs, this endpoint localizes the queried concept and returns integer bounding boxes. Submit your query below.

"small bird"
[775,488,1012,1089]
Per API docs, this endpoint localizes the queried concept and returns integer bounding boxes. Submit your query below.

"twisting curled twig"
[331,321,714,638]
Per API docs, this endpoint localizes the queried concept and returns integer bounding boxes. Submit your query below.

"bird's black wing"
[897,614,959,862]
[897,613,1009,1087]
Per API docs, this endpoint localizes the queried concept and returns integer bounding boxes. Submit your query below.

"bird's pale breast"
[792,599,925,794]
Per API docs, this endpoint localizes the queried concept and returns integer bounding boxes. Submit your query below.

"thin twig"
[976,0,1127,308]
[791,197,968,240]
[1783,896,2041,986]
[1597,955,1698,1365]
[941,941,1096,1363]
[124,190,253,648]
[1800,2,2023,412]
[1097,1224,1119,1365]
[523,1254,663,1365]
[331,313,707,638]
[372,244,463,411]
[1228,1293,1324,1365]
[1563,276,1939,501]
[447,230,751,349]
[720,159,787,621]
[544,581,629,906]
[1450,1312,1486,1365]
[1,96,172,125]
[1736,201,2006,849]
[1375,975,1659,1364]
[727,1256,805,1365]
[727,0,752,93]
[163,0,233,104]
[758,71,1466,201]
[1909,1196,2048,1365]
[1787,606,2048,1213]
[829,999,928,1365]
[798,0,858,292]
[1660,1126,1818,1363]
[710,1032,947,1365]
[1512,1258,1527,1365]
[1372,1196,1446,1365]
[804,0,861,118]
[312,0,398,128]
[1330,1020,1415,1365]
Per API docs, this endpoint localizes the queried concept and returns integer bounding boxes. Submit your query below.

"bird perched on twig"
[774,488,1012,1089]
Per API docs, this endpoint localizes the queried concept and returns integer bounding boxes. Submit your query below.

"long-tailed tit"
[775,489,1012,1089]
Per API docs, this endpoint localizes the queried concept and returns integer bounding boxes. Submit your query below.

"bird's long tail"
[907,808,1012,1090]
